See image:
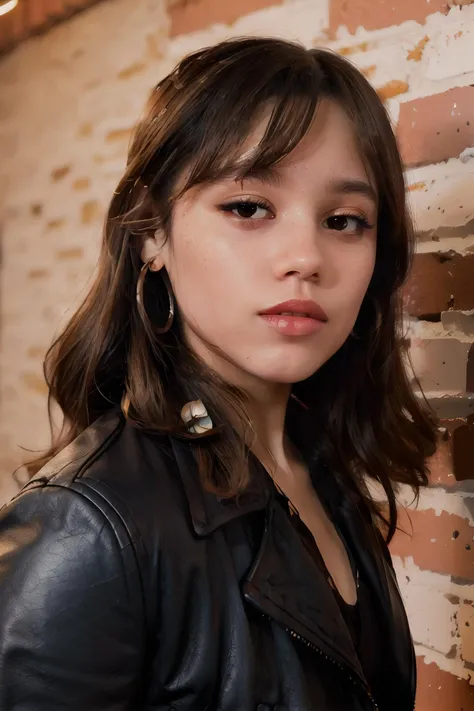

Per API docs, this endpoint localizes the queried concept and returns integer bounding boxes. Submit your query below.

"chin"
[252,359,324,385]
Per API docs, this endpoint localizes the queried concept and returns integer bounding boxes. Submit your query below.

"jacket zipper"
[250,602,379,711]
[281,619,379,711]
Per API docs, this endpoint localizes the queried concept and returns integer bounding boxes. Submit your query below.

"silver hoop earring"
[136,259,175,334]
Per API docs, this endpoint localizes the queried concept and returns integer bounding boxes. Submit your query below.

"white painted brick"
[392,556,473,675]
[415,644,472,681]
[406,157,474,238]
[396,562,459,655]
[0,0,171,482]
[459,602,474,664]
[408,338,472,395]
[169,0,329,60]
[408,312,474,342]
[397,485,474,524]
[424,24,474,82]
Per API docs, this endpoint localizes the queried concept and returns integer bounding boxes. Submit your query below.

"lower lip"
[260,314,326,336]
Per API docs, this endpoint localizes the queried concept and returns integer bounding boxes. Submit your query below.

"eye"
[220,199,273,220]
[324,214,374,235]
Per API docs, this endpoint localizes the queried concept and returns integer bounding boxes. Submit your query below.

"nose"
[272,222,323,282]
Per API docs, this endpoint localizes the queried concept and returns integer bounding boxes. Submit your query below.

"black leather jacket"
[0,412,416,711]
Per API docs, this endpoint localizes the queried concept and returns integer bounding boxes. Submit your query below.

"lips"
[259,299,328,322]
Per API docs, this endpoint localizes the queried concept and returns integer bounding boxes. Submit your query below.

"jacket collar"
[169,435,270,536]
[170,434,415,706]
[170,434,367,684]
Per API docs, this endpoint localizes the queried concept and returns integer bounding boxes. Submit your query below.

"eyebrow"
[229,165,283,187]
[222,168,377,203]
[327,178,377,204]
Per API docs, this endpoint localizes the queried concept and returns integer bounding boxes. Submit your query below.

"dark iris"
[327,215,350,230]
[235,202,260,218]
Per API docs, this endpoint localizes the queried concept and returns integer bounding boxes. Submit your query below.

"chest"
[272,471,358,606]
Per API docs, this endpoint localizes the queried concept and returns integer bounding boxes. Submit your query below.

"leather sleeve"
[0,484,145,710]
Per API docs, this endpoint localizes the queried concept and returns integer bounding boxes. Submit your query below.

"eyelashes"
[219,199,273,220]
[218,199,375,236]
[323,214,375,235]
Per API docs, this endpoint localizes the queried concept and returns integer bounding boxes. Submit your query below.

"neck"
[244,382,291,463]
[184,330,296,469]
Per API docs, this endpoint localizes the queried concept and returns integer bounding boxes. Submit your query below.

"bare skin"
[250,432,358,605]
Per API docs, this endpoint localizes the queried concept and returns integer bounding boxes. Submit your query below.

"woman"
[0,37,436,710]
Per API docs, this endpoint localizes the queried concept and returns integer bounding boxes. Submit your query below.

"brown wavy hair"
[33,37,437,541]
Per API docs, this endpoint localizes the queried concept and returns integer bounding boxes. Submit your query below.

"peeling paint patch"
[361,64,377,78]
[51,165,71,182]
[81,200,101,225]
[106,129,133,143]
[47,218,65,230]
[30,204,43,216]
[28,269,49,279]
[78,122,93,137]
[26,346,44,359]
[21,372,48,396]
[407,35,429,61]
[56,247,84,261]
[118,62,146,80]
[408,181,427,191]
[338,41,369,56]
[377,80,409,101]
[72,177,90,191]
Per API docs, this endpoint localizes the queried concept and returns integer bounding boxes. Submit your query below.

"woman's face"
[147,99,378,388]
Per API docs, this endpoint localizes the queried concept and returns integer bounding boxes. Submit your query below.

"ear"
[141,229,165,271]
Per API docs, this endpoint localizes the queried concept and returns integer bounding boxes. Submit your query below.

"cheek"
[167,235,234,323]
[334,245,376,318]
[344,241,375,279]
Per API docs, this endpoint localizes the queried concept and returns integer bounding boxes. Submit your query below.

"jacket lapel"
[242,496,368,688]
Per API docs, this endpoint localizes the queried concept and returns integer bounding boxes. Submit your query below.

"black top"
[276,490,380,697]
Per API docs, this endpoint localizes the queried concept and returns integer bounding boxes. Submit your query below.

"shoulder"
[0,412,184,628]
[21,411,178,507]
[0,419,147,707]
[6,411,191,561]
[23,410,174,495]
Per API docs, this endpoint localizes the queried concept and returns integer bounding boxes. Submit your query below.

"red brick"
[416,657,474,711]
[452,419,474,483]
[45,0,66,17]
[0,0,26,43]
[397,87,474,167]
[430,419,474,485]
[0,0,102,54]
[468,344,474,394]
[427,433,456,488]
[390,509,474,580]
[328,0,448,37]
[169,0,283,37]
[404,253,474,317]
[28,0,49,29]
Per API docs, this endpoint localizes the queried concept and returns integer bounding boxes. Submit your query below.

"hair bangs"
[172,48,321,196]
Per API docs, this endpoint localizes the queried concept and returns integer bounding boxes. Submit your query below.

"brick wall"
[0,0,105,54]
[0,0,473,706]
